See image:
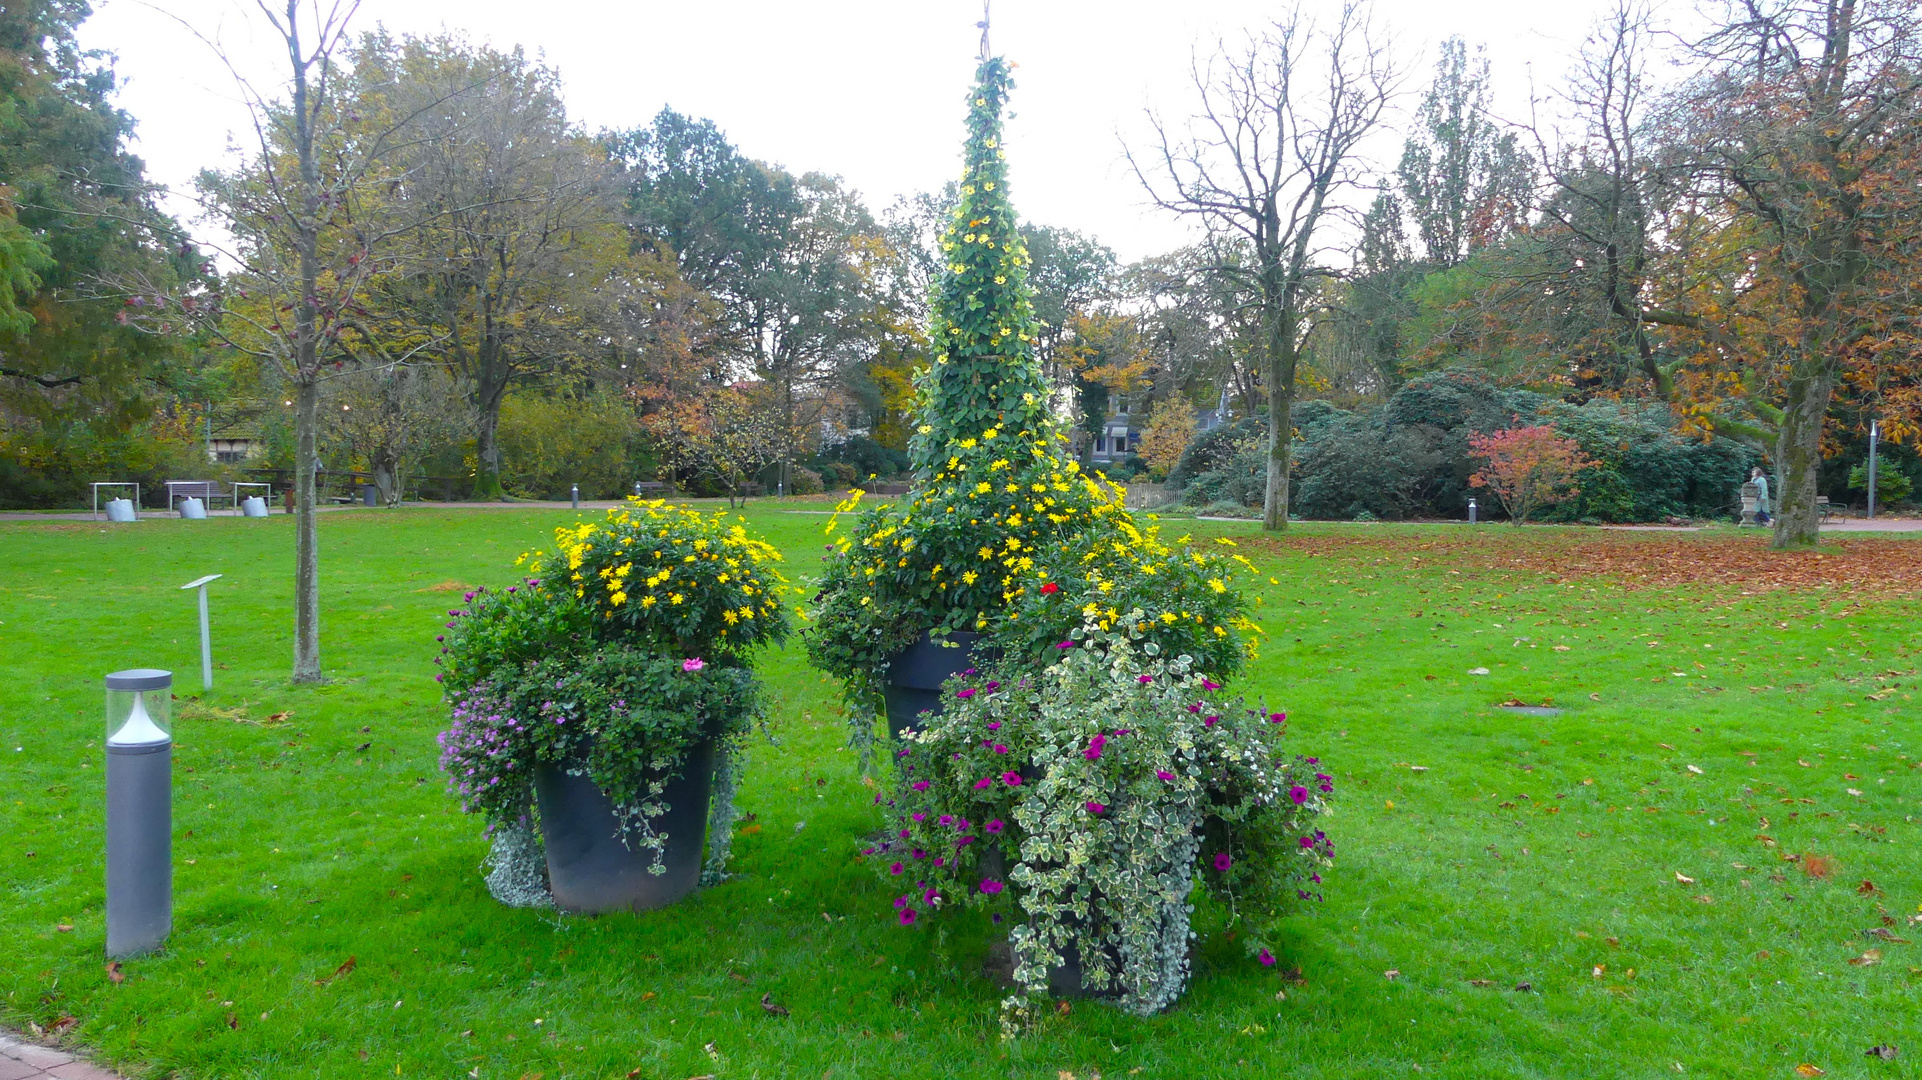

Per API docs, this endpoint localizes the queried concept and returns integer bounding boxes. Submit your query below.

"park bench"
[165,480,228,514]
[1816,495,1836,521]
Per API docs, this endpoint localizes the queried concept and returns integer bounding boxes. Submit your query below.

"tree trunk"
[1261,293,1300,533]
[292,377,322,682]
[372,453,400,507]
[1771,369,1833,550]
[472,361,509,501]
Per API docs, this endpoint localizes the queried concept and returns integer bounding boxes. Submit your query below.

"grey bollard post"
[105,668,172,958]
[1468,498,1478,524]
[571,483,579,510]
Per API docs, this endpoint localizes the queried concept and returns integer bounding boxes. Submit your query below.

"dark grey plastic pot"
[532,739,715,913]
[883,631,996,739]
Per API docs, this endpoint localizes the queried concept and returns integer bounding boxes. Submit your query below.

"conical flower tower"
[907,56,1063,471]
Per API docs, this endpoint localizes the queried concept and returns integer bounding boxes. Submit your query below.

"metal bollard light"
[179,575,223,690]
[571,483,580,510]
[1468,498,1478,524]
[105,668,172,958]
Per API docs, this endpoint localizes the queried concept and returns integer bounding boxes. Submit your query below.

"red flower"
[1039,581,1060,595]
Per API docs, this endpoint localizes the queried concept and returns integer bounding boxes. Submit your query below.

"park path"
[0,1032,122,1080]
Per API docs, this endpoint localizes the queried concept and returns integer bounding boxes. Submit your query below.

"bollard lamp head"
[105,669,172,748]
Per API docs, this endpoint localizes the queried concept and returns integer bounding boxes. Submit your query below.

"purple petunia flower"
[1259,948,1276,967]
[1056,640,1075,650]
[890,861,905,875]
[974,776,994,790]
[1137,675,1153,684]
[683,657,705,672]
[1187,703,1202,714]
[980,879,1005,895]
[1204,715,1219,727]
[985,819,1005,834]
[984,681,1000,692]
[923,887,940,905]
[1290,785,1310,805]
[899,908,917,925]
[1085,802,1106,814]
[986,721,1001,731]
[912,811,927,822]
[956,688,977,700]
[1269,711,1286,723]
[1299,836,1316,849]
[938,814,954,827]
[1319,783,1333,793]
[1156,770,1176,781]
[912,780,931,792]
[993,744,1008,754]
[1213,851,1233,872]
[1202,679,1221,690]
[1001,771,1022,787]
[1084,733,1107,761]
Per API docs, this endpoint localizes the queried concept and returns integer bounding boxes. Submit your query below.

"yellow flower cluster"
[523,498,790,647]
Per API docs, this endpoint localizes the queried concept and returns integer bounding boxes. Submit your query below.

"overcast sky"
[78,0,1637,262]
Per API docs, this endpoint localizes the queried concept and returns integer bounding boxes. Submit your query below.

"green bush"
[1849,462,1914,503]
[497,393,640,500]
[789,465,824,495]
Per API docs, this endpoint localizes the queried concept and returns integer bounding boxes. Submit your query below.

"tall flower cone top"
[908,57,1062,473]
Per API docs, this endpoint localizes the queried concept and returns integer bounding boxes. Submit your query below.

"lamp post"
[1868,420,1880,520]
[1468,498,1478,524]
[179,575,223,690]
[571,483,579,510]
[105,668,172,958]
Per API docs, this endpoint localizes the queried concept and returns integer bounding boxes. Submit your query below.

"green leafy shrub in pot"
[435,499,793,906]
[867,624,1333,1022]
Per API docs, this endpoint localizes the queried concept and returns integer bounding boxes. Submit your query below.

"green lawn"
[3,508,1918,1080]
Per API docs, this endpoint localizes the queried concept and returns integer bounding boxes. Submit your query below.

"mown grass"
[2,508,1919,1080]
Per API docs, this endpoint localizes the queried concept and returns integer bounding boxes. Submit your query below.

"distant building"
[207,417,260,464]
[1090,388,1234,465]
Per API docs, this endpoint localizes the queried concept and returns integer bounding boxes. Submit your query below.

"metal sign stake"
[180,575,223,690]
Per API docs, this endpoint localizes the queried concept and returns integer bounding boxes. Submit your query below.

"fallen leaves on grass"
[1849,949,1883,967]
[1383,969,1400,980]
[1467,978,1494,987]
[1866,1045,1899,1061]
[1795,1065,1825,1077]
[1675,872,1696,885]
[1804,854,1836,879]
[1862,927,1910,943]
[1858,880,1881,895]
[760,992,789,1018]
[55,923,72,932]
[105,962,123,984]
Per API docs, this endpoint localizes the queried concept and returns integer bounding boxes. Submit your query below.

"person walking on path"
[1751,466,1772,525]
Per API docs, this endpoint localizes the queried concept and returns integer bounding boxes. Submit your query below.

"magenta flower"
[1084,734,1106,761]
[1001,771,1022,787]
[1187,703,1201,714]
[912,780,931,792]
[1258,948,1276,967]
[974,776,994,790]
[987,721,1002,731]
[1137,674,1153,684]
[984,681,1001,691]
[1269,711,1286,723]
[1204,715,1219,727]
[1290,785,1309,805]
[1056,640,1075,650]
[890,861,905,875]
[1156,770,1175,781]
[682,657,705,672]
[934,856,946,868]
[956,688,977,700]
[980,879,1005,895]
[912,811,927,822]
[1085,801,1106,814]
[923,887,940,904]
[1319,783,1333,793]
[1202,679,1221,690]
[1213,851,1233,872]
[899,908,917,926]
[1299,836,1315,849]
[938,814,954,827]
[985,819,1005,834]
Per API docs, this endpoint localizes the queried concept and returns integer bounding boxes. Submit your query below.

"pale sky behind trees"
[80,0,1636,261]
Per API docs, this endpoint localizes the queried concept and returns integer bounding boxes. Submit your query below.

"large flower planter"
[883,631,994,739]
[532,739,716,913]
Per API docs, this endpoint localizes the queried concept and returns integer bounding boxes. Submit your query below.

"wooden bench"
[165,480,227,513]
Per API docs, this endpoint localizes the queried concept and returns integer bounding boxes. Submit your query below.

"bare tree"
[1130,3,1397,530]
[174,1,438,681]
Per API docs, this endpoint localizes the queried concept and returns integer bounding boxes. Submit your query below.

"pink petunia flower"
[683,657,705,672]
[1001,771,1022,787]
[1290,785,1309,804]
[1213,851,1233,872]
[985,819,1005,834]
[974,776,994,790]
[979,879,1005,895]
[1258,948,1276,967]
[1137,675,1153,684]
[1085,802,1106,814]
[1156,770,1176,781]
